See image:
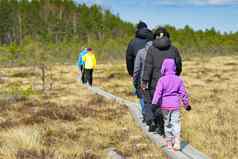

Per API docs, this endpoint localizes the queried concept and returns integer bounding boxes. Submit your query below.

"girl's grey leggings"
[162,110,181,139]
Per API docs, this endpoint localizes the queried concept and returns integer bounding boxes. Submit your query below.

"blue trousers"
[135,88,145,113]
[139,97,145,113]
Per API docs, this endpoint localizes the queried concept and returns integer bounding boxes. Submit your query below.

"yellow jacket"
[82,51,96,69]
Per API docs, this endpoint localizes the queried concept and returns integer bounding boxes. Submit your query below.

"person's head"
[154,27,170,39]
[161,58,176,76]
[135,22,153,40]
[87,48,92,51]
[136,21,147,30]
[153,36,171,50]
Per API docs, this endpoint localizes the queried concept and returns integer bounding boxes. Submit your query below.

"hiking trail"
[83,84,210,159]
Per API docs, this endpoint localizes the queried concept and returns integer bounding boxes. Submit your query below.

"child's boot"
[171,136,175,146]
[166,138,173,149]
[155,123,165,137]
[173,134,181,151]
[148,120,156,132]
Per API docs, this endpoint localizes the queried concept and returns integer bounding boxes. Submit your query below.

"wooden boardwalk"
[85,85,210,159]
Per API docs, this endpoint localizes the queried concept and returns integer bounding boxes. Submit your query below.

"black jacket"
[142,36,182,90]
[126,28,153,76]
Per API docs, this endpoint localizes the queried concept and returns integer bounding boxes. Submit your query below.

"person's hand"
[186,105,192,111]
[135,89,142,98]
[152,104,159,112]
[141,82,147,91]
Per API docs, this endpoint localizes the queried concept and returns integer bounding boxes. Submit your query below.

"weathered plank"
[85,85,210,159]
[107,147,126,159]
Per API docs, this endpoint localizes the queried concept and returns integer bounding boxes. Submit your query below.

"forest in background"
[0,0,238,66]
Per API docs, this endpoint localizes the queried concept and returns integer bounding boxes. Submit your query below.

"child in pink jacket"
[152,58,191,150]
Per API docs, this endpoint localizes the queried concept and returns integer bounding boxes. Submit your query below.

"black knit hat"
[137,21,147,30]
[154,27,170,39]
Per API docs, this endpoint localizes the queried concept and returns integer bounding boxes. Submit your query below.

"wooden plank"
[181,143,210,159]
[85,85,210,159]
[107,147,126,159]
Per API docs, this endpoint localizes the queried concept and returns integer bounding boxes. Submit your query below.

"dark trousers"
[143,89,155,122]
[84,69,93,86]
[144,89,164,134]
[80,65,83,72]
[80,65,86,83]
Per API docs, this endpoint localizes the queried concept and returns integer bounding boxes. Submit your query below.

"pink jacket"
[152,58,190,110]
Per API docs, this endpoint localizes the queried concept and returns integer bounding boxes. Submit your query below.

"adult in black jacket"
[143,37,182,91]
[126,21,153,76]
[141,27,182,134]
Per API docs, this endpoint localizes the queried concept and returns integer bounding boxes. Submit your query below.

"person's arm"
[77,51,83,67]
[77,55,80,68]
[93,54,96,69]
[133,52,142,88]
[174,48,182,76]
[126,40,135,77]
[82,54,86,64]
[178,80,190,109]
[142,47,153,87]
[152,79,163,105]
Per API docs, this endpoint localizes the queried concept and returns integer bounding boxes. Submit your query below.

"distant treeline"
[164,25,238,55]
[0,0,134,63]
[0,0,134,44]
[0,0,237,65]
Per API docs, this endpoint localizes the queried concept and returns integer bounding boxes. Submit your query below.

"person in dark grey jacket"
[133,41,153,120]
[141,27,182,134]
[126,21,154,77]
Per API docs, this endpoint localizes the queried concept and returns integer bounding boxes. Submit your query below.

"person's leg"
[150,89,165,136]
[171,110,181,150]
[88,69,93,86]
[81,66,86,83]
[136,88,144,114]
[77,66,82,81]
[148,104,158,132]
[132,82,137,96]
[140,97,145,113]
[155,108,165,136]
[162,110,173,149]
[143,89,155,125]
[139,96,146,123]
[84,69,89,84]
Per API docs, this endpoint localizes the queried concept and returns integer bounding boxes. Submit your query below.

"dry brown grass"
[0,65,165,159]
[1,55,237,159]
[93,56,238,159]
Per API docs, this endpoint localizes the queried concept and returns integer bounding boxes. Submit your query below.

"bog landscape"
[0,1,237,159]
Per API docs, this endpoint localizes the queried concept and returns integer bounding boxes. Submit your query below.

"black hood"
[154,27,170,39]
[153,36,171,50]
[137,21,147,30]
[136,28,154,40]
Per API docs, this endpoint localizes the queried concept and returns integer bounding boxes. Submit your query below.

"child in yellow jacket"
[82,48,96,86]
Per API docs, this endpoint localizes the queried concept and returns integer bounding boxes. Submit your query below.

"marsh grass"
[0,65,165,159]
[1,55,237,159]
[93,55,238,159]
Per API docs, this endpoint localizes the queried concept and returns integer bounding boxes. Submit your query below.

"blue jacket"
[77,49,88,67]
